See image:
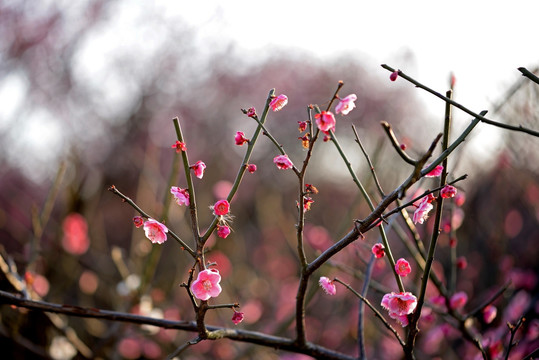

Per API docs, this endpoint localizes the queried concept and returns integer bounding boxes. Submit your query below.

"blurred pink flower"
[62,213,90,255]
[381,292,417,327]
[269,94,288,111]
[232,311,244,325]
[314,111,336,132]
[440,185,457,198]
[170,186,190,206]
[217,225,231,239]
[273,155,294,170]
[246,107,257,118]
[424,164,444,177]
[235,131,249,146]
[319,277,336,295]
[171,141,186,153]
[372,243,386,258]
[213,200,230,216]
[395,258,411,277]
[143,219,168,244]
[247,164,257,173]
[191,160,206,179]
[133,216,144,228]
[456,256,468,269]
[455,192,466,206]
[335,94,357,115]
[483,305,497,324]
[390,71,399,81]
[298,121,308,132]
[191,269,222,301]
[413,196,434,224]
[449,291,468,310]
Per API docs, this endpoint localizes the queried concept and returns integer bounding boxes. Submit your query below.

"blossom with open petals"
[298,121,308,132]
[381,291,417,327]
[413,196,434,224]
[449,291,468,310]
[213,200,230,216]
[314,111,336,132]
[143,219,168,244]
[235,131,249,146]
[191,269,222,301]
[425,164,444,177]
[273,155,294,170]
[217,225,231,239]
[372,243,385,258]
[246,107,257,118]
[335,94,357,115]
[269,94,288,111]
[170,186,190,206]
[171,141,186,153]
[191,161,206,179]
[232,311,244,325]
[319,277,336,295]
[395,258,411,277]
[440,185,457,198]
[133,216,144,228]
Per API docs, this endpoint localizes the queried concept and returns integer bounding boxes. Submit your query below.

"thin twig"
[380,121,416,165]
[518,67,539,85]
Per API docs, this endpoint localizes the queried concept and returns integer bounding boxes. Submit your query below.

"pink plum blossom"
[449,291,468,310]
[273,155,294,170]
[191,269,222,301]
[395,258,411,277]
[483,305,497,324]
[413,196,434,224]
[247,164,257,173]
[171,141,186,153]
[319,277,336,295]
[424,164,444,177]
[390,71,399,81]
[235,131,249,146]
[232,311,244,325]
[213,200,230,216]
[335,94,357,115]
[314,111,336,132]
[133,216,144,228]
[191,161,206,179]
[143,219,168,244]
[381,291,418,327]
[269,94,288,111]
[217,225,231,239]
[303,197,314,211]
[440,185,457,198]
[170,186,190,206]
[298,121,308,132]
[372,243,385,258]
[246,107,257,118]
[456,256,467,269]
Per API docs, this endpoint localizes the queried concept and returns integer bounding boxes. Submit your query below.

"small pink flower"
[235,131,249,146]
[171,141,187,153]
[298,121,308,132]
[455,192,466,206]
[456,256,467,269]
[400,143,407,150]
[413,196,434,224]
[191,161,206,179]
[440,185,457,199]
[143,219,168,244]
[395,258,411,277]
[335,94,357,115]
[217,225,231,239]
[314,111,336,132]
[246,107,257,118]
[133,216,144,228]
[273,155,294,170]
[191,269,222,301]
[213,200,230,216]
[449,291,468,310]
[483,305,497,324]
[247,164,257,173]
[269,94,288,111]
[62,213,90,255]
[170,186,190,206]
[424,164,444,177]
[390,71,399,81]
[372,243,385,258]
[232,311,244,325]
[381,291,417,327]
[319,277,336,295]
[303,197,314,211]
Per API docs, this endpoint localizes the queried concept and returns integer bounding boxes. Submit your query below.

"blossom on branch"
[314,111,336,132]
[246,107,257,118]
[298,121,308,132]
[381,291,418,327]
[273,155,294,170]
[395,258,411,277]
[424,164,444,178]
[133,216,144,228]
[390,71,399,81]
[191,161,206,179]
[247,164,257,173]
[170,186,190,206]
[232,311,244,325]
[319,277,336,295]
[171,141,186,153]
[413,196,434,224]
[217,225,231,239]
[235,131,249,146]
[449,291,468,310]
[191,269,222,301]
[440,185,457,198]
[335,94,357,115]
[269,94,288,111]
[143,219,168,244]
[483,305,497,324]
[372,243,385,258]
[213,200,230,216]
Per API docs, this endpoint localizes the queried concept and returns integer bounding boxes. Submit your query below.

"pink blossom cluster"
[381,291,418,327]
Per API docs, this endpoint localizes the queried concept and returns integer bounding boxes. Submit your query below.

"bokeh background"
[1,1,538,359]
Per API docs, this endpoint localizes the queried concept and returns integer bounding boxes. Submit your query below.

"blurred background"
[0,1,538,359]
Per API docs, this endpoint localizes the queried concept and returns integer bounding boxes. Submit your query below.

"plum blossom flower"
[133,216,144,228]
[246,107,257,118]
[273,155,294,170]
[372,243,385,258]
[247,164,257,173]
[269,94,288,111]
[232,311,244,325]
[335,94,357,115]
[390,71,399,81]
[450,291,468,310]
[298,134,310,149]
[171,141,187,153]
[483,305,497,324]
[424,164,444,177]
[191,161,206,179]
[191,269,222,301]
[143,219,168,244]
[235,131,249,146]
[298,121,308,132]
[217,225,231,239]
[305,183,319,194]
[213,200,230,216]
[413,196,434,224]
[170,187,190,206]
[319,277,336,295]
[315,111,336,132]
[381,291,418,327]
[302,197,314,211]
[440,185,457,198]
[395,258,411,276]
[456,256,467,269]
